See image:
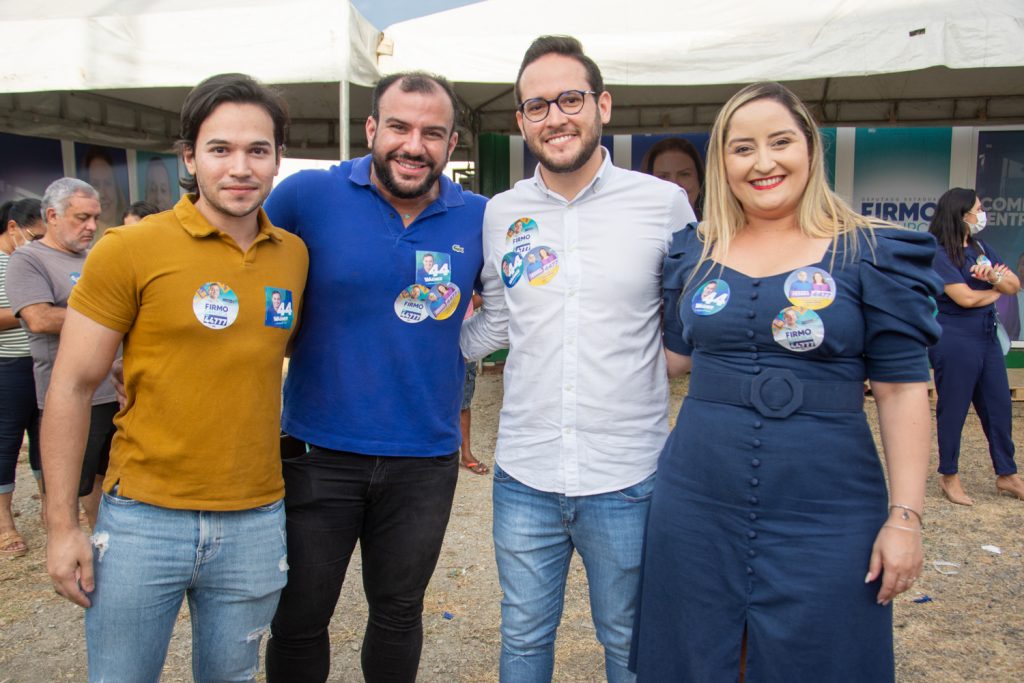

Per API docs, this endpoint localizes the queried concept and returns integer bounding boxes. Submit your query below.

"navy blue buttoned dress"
[631,226,941,682]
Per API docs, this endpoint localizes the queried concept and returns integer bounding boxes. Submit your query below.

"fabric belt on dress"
[687,369,865,419]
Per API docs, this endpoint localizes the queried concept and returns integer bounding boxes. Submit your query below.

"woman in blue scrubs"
[928,188,1024,505]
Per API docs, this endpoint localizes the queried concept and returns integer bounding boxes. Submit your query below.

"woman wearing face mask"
[0,198,44,557]
[928,187,1024,505]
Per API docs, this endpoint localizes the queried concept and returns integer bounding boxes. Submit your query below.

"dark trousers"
[266,444,459,683]
[929,320,1017,475]
[0,356,39,487]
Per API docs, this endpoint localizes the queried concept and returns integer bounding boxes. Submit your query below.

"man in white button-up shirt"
[461,35,696,683]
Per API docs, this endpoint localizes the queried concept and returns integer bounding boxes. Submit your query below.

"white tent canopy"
[0,0,382,157]
[380,0,1024,134]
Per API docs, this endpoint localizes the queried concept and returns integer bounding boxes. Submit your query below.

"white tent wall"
[0,0,382,157]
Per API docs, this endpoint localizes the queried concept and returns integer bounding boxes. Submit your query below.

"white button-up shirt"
[461,151,695,495]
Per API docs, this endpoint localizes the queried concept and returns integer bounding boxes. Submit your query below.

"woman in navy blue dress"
[927,188,1024,505]
[631,83,941,681]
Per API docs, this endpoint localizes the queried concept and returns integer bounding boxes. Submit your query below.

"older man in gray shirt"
[5,178,118,528]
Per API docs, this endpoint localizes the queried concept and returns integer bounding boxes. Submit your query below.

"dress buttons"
[748,496,759,505]
[746,310,756,319]
[748,549,757,557]
[753,439,761,448]
[750,292,759,300]
[747,566,755,575]
[752,367,762,374]
[751,280,761,287]
[751,458,761,467]
[745,330,755,338]
[750,477,760,486]
[750,353,759,360]
[747,530,757,539]
[749,513,758,521]
[753,420,763,429]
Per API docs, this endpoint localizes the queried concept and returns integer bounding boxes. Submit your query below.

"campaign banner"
[853,128,952,231]
[0,132,63,203]
[135,152,181,211]
[976,129,1024,340]
[74,143,130,236]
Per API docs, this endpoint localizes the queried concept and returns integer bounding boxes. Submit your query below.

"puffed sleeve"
[859,228,943,382]
[662,224,700,356]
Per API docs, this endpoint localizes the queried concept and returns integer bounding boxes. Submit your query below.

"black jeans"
[266,443,459,683]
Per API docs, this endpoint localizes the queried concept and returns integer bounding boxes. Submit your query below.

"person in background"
[5,179,116,530]
[927,187,1024,505]
[122,201,159,225]
[460,292,488,474]
[0,197,44,557]
[631,81,940,681]
[640,136,705,219]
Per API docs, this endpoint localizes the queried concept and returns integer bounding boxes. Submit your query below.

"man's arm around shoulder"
[43,308,124,608]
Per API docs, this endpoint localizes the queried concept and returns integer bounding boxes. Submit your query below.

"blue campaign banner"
[74,143,130,234]
[853,127,952,231]
[0,132,64,203]
[976,129,1024,340]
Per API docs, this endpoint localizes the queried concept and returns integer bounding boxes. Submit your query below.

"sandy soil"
[1,374,1022,681]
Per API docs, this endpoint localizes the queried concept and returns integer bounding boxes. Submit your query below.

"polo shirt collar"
[173,194,282,242]
[531,146,613,202]
[348,154,465,210]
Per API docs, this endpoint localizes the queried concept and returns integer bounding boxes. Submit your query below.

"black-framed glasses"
[518,90,597,122]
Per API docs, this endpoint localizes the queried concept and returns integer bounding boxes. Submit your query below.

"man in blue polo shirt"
[263,72,486,683]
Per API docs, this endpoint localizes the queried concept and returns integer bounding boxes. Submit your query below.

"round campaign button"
[976,254,992,268]
[691,279,731,316]
[525,246,559,287]
[771,306,824,352]
[501,251,525,288]
[394,284,431,324]
[193,281,239,330]
[784,267,836,310]
[427,283,461,321]
[506,217,539,254]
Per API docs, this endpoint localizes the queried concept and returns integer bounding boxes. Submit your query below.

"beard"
[525,113,602,175]
[372,148,444,200]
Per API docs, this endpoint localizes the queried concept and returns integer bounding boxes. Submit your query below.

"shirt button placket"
[562,203,581,494]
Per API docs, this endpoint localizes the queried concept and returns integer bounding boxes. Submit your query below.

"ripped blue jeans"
[85,490,287,683]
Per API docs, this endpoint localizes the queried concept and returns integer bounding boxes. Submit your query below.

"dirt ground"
[1,374,1023,682]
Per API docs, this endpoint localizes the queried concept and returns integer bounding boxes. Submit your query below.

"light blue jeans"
[84,490,288,682]
[492,463,653,683]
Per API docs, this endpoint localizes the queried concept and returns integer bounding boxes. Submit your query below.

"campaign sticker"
[506,217,539,254]
[69,272,81,286]
[427,283,461,321]
[193,281,239,330]
[976,254,992,268]
[784,267,836,310]
[771,307,824,352]
[525,246,559,287]
[264,287,295,329]
[394,284,430,323]
[416,251,451,287]
[691,279,730,316]
[501,252,524,288]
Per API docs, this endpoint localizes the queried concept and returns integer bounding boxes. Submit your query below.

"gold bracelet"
[889,504,923,528]
[883,524,922,534]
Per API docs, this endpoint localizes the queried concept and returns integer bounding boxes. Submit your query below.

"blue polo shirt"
[265,155,486,456]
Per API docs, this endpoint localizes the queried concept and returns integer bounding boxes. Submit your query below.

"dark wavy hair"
[177,73,289,196]
[2,197,43,230]
[929,187,977,268]
[515,35,604,105]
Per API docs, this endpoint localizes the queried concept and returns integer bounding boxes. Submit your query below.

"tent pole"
[340,80,351,161]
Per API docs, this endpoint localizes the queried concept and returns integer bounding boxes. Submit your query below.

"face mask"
[967,210,987,235]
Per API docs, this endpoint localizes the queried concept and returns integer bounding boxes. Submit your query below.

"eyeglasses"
[518,90,596,122]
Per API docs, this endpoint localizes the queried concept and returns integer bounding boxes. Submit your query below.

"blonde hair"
[693,82,892,284]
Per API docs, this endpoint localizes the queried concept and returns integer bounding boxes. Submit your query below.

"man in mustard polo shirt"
[42,73,308,680]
